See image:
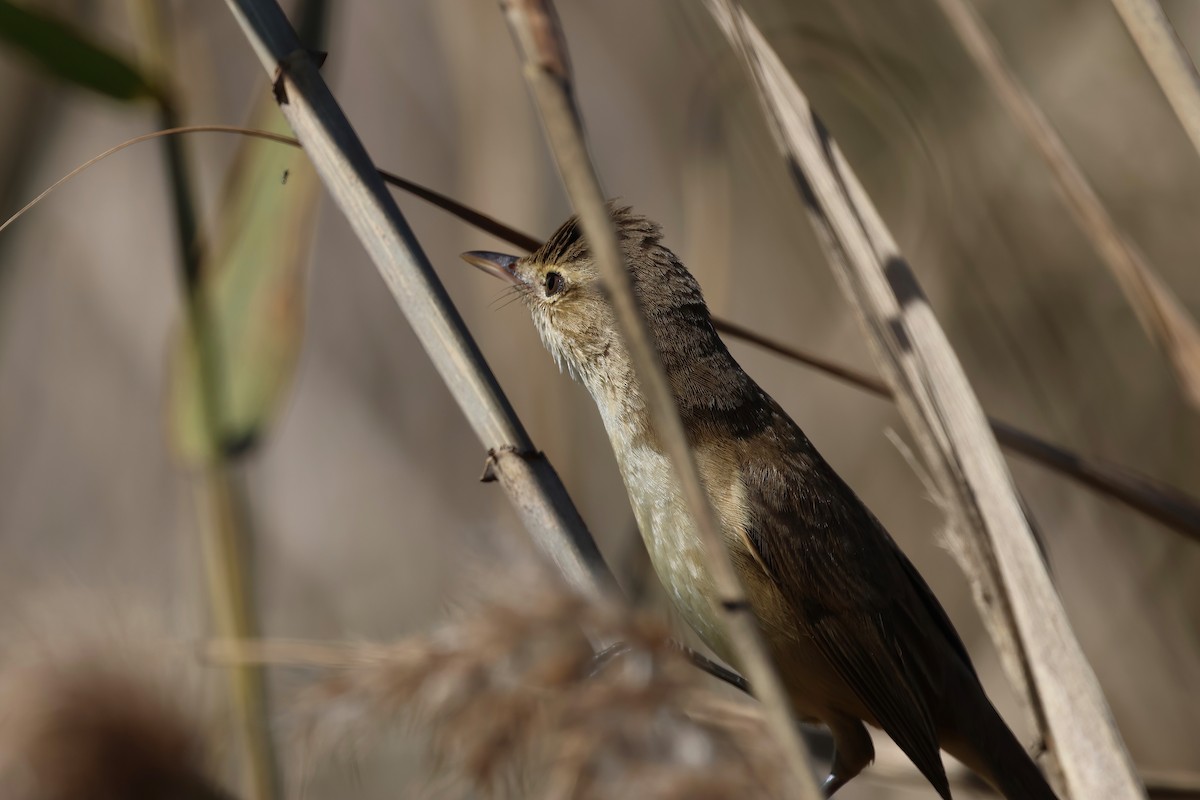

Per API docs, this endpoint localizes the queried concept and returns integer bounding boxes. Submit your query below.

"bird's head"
[462,206,713,395]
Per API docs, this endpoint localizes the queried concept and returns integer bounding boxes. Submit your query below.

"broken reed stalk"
[5,123,1200,543]
[221,0,613,605]
[129,4,280,797]
[933,0,1200,411]
[495,1,820,796]
[1108,0,1200,170]
[703,2,1144,798]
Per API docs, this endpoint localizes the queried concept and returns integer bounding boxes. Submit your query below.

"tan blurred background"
[0,0,1198,797]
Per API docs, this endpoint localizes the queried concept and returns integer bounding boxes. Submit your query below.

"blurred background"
[0,0,1197,797]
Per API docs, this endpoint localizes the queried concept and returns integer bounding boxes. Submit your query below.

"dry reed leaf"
[701,2,1144,797]
[933,0,1200,411]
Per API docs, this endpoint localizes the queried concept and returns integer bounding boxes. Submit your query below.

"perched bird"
[463,207,1058,800]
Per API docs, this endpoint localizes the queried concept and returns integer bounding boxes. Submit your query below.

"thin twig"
[495,1,820,795]
[934,0,1200,410]
[704,2,1145,797]
[711,318,1200,543]
[6,124,1200,544]
[0,124,546,251]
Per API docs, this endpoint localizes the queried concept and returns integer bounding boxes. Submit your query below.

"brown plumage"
[462,207,1058,799]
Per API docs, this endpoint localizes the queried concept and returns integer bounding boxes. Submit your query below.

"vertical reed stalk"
[127,4,280,798]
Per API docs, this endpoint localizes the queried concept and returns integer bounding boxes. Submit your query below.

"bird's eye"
[544,271,564,297]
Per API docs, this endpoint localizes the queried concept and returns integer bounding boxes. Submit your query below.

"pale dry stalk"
[703,2,1144,798]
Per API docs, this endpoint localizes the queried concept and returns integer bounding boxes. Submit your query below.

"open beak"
[461,250,521,285]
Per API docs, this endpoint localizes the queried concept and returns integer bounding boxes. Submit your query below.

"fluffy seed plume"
[222,570,795,799]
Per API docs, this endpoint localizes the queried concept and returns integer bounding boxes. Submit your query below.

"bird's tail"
[943,696,1059,800]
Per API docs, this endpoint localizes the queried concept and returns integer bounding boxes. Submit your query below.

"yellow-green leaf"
[168,99,320,464]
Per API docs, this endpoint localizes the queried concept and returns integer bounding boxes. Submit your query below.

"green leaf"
[169,100,320,464]
[0,1,155,101]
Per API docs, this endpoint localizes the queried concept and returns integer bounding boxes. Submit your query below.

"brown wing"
[737,409,958,799]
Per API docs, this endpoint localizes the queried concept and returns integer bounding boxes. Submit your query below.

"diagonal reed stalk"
[1108,0,1200,169]
[934,0,1200,412]
[495,1,820,796]
[703,2,1145,797]
[221,0,614,606]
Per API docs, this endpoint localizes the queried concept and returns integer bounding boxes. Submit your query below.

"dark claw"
[821,772,847,798]
[667,640,752,694]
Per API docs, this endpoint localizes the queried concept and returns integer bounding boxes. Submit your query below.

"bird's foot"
[820,717,873,798]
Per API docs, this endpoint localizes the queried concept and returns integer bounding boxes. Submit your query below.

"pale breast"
[616,443,737,660]
[609,432,857,724]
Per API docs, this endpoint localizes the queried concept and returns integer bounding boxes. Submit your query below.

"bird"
[462,206,1059,800]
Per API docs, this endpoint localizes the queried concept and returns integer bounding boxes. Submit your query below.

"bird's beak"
[461,250,521,285]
